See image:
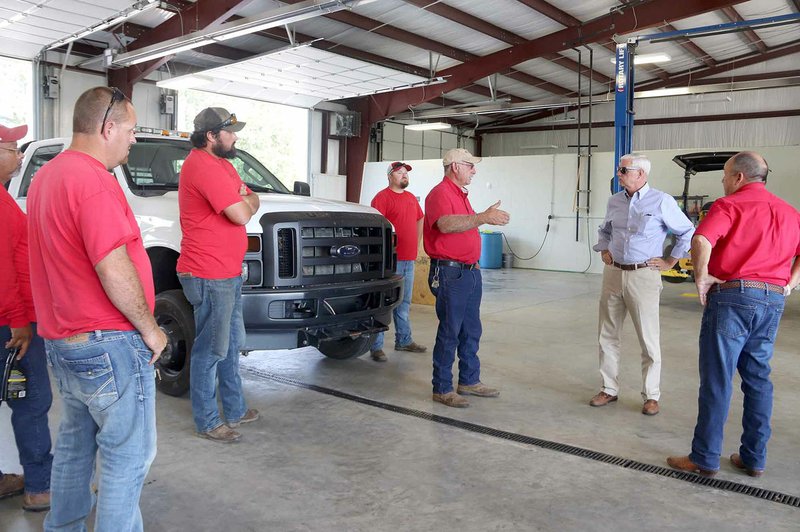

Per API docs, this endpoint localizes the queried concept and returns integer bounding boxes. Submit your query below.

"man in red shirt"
[0,123,52,512]
[423,148,510,407]
[368,161,427,362]
[668,151,800,477]
[178,107,260,443]
[27,87,167,531]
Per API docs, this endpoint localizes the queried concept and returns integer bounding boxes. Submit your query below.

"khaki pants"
[597,264,663,401]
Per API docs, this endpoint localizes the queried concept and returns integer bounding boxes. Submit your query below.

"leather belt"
[612,261,648,271]
[431,259,479,270]
[714,280,784,295]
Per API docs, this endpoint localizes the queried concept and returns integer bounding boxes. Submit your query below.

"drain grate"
[246,368,800,509]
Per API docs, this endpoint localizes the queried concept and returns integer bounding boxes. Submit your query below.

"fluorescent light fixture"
[640,87,691,98]
[156,74,214,90]
[405,122,452,131]
[610,53,672,65]
[47,0,161,50]
[687,94,733,104]
[520,145,558,149]
[112,0,371,67]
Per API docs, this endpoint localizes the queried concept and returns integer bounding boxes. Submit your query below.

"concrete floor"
[2,269,799,531]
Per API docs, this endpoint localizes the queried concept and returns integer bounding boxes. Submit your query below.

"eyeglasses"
[455,161,474,169]
[617,166,640,175]
[0,146,21,154]
[100,87,126,133]
[214,113,238,131]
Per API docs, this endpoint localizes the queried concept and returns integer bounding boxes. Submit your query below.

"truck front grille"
[299,225,383,278]
[277,228,296,278]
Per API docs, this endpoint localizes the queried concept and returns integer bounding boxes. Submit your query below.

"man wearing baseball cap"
[0,122,53,511]
[368,161,427,362]
[423,148,510,407]
[178,107,260,443]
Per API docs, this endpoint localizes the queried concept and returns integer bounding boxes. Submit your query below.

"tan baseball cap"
[443,148,481,166]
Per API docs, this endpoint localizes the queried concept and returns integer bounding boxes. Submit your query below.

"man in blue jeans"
[369,161,427,362]
[668,151,800,477]
[0,122,52,512]
[178,108,260,443]
[28,87,167,532]
[423,149,510,408]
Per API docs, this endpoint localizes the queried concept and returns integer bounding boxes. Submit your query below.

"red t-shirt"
[695,182,800,285]
[176,149,248,279]
[423,177,481,264]
[27,150,155,339]
[0,186,35,327]
[371,188,423,261]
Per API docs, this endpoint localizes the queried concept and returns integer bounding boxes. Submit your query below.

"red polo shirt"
[371,188,423,261]
[0,186,35,327]
[695,182,800,285]
[27,150,155,339]
[424,177,481,264]
[177,149,249,279]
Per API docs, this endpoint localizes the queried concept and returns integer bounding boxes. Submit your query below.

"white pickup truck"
[8,129,402,396]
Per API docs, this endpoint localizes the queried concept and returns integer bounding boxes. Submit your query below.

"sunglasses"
[617,166,640,175]
[100,87,126,133]
[214,113,238,131]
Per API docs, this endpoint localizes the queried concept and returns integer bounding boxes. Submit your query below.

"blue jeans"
[43,330,156,532]
[371,260,415,350]
[428,265,482,394]
[0,323,53,494]
[689,285,785,471]
[180,275,247,433]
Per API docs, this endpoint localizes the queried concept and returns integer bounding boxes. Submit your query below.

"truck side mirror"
[293,181,310,196]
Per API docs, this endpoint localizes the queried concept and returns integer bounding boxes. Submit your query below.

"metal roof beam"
[400,0,525,45]
[662,22,717,68]
[720,6,768,53]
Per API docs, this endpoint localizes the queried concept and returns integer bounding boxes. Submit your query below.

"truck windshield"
[123,137,292,196]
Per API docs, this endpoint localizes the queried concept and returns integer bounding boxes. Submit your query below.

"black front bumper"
[240,275,403,351]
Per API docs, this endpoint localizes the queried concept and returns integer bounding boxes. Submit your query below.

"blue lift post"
[613,42,635,193]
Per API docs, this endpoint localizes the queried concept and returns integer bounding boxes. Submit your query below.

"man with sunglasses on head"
[368,161,427,362]
[0,123,53,513]
[27,87,168,531]
[424,148,510,408]
[177,107,260,444]
[590,154,694,416]
[668,151,800,478]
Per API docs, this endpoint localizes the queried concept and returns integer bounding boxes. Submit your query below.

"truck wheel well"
[148,247,181,294]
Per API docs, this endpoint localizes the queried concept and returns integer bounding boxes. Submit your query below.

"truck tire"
[318,334,372,360]
[154,289,194,397]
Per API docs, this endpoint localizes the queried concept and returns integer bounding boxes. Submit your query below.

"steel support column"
[613,43,635,193]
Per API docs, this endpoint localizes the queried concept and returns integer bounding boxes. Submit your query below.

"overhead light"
[156,74,214,90]
[520,145,558,149]
[405,122,452,131]
[46,0,161,50]
[112,0,372,67]
[610,53,672,65]
[687,94,733,104]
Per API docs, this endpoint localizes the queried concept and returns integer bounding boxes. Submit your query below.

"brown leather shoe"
[456,382,500,397]
[0,473,24,500]
[432,391,469,408]
[370,349,387,362]
[197,424,242,443]
[227,408,260,428]
[642,399,659,416]
[22,491,50,512]
[589,391,618,407]
[666,455,717,477]
[395,342,427,353]
[730,453,764,477]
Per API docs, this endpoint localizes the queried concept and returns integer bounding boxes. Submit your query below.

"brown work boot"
[589,391,618,407]
[22,491,50,512]
[395,342,427,353]
[730,453,764,477]
[0,473,24,500]
[642,399,660,416]
[197,424,241,443]
[666,455,717,477]
[227,408,260,428]
[432,391,469,408]
[370,349,387,362]
[456,382,500,397]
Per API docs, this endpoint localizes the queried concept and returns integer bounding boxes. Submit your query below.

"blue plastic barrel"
[479,231,502,269]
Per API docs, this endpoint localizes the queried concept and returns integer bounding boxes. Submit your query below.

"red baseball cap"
[387,161,412,175]
[0,124,28,143]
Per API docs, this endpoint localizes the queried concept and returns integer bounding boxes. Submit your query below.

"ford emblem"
[330,244,361,258]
